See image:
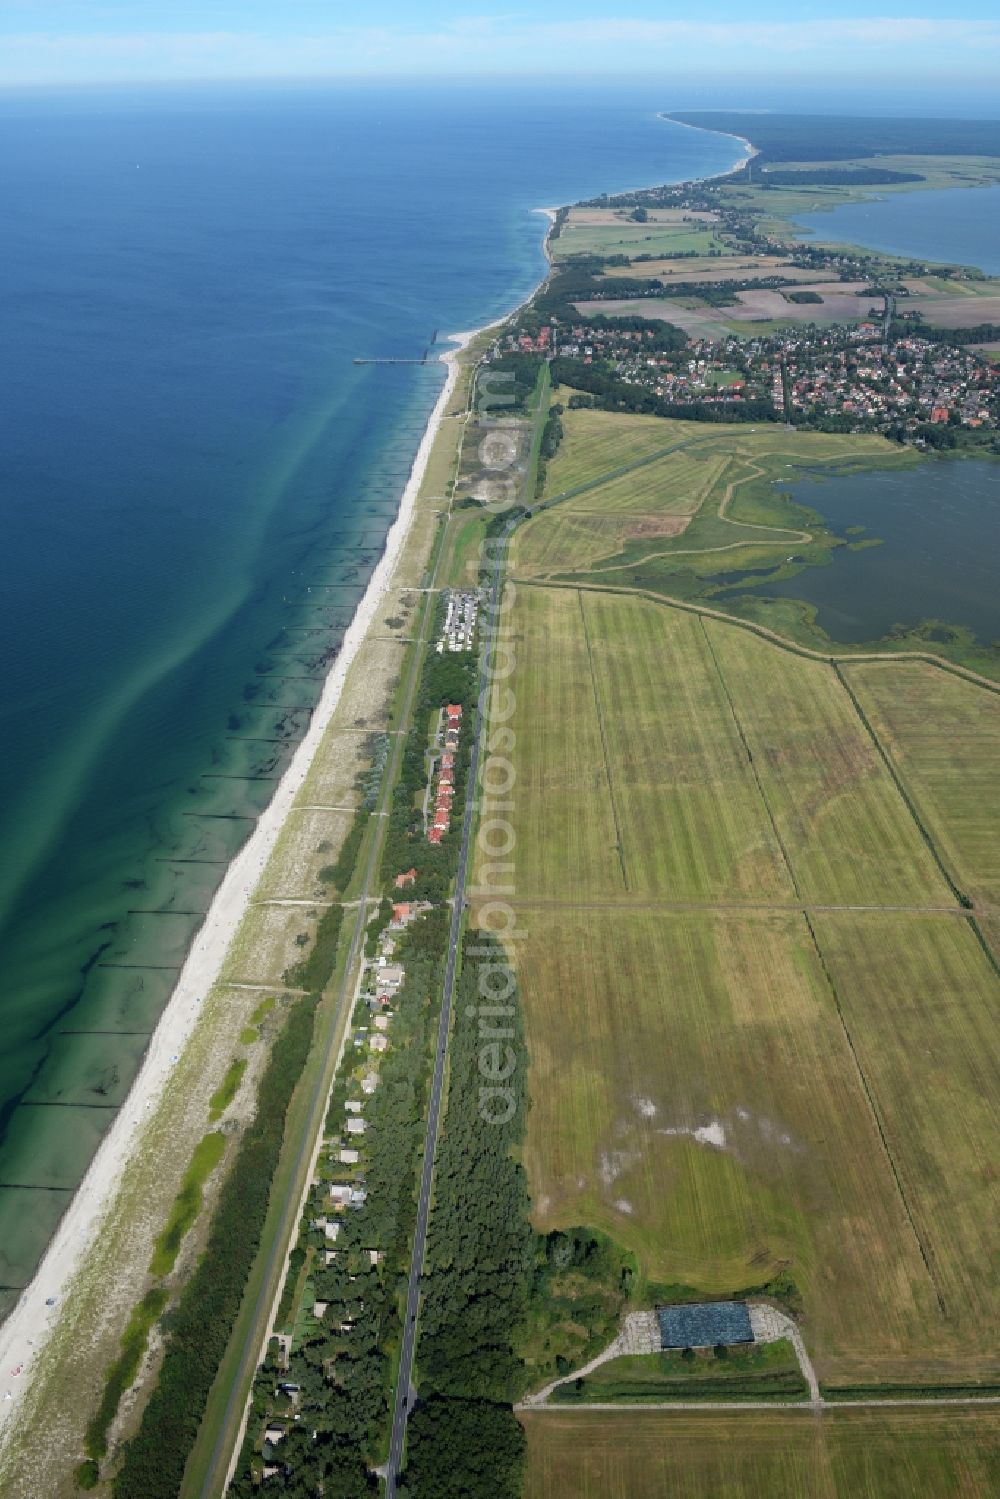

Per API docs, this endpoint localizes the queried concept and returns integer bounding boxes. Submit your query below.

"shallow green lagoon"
[733,458,1000,645]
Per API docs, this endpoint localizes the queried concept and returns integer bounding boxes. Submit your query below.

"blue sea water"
[0,82,745,1308]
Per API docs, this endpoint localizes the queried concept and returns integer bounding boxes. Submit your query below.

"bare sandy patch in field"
[622,514,692,540]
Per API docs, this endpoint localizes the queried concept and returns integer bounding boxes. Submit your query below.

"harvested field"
[504,901,963,1377]
[577,592,791,900]
[574,297,734,338]
[622,514,692,539]
[497,578,1000,1381]
[515,450,727,576]
[521,1407,1000,1498]
[553,221,725,260]
[506,586,955,908]
[703,622,955,907]
[500,587,790,901]
[575,284,880,336]
[518,414,911,588]
[492,585,624,899]
[563,207,719,227]
[813,910,1000,1343]
[601,255,827,283]
[843,660,1000,915]
[539,407,718,495]
[897,292,1000,327]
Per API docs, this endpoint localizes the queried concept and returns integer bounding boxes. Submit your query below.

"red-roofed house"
[428,828,443,845]
[446,704,463,722]
[394,869,417,889]
[440,753,455,770]
[391,902,412,925]
[439,769,454,787]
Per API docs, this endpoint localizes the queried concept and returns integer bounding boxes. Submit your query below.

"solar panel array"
[657,1300,754,1348]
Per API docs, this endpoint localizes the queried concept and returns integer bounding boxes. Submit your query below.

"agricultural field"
[552,208,726,261]
[521,1407,1000,1498]
[902,290,1000,327]
[492,574,1000,1384]
[574,287,879,337]
[517,410,918,611]
[843,660,1000,914]
[702,621,954,907]
[514,450,730,577]
[537,406,717,495]
[505,901,983,1378]
[813,910,1000,1345]
[500,587,791,902]
[600,254,828,284]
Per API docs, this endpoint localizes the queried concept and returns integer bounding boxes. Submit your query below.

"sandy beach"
[0,329,474,1432]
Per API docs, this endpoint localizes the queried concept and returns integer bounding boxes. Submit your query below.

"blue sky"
[1,2,999,88]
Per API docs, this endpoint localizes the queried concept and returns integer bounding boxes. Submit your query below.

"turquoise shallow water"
[0,82,745,1310]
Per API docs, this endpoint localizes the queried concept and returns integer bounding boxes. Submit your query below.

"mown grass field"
[844,660,1000,912]
[520,1408,1000,1498]
[552,223,725,260]
[703,622,955,907]
[495,575,1000,1383]
[514,451,730,578]
[553,1340,807,1403]
[516,409,911,585]
[506,902,957,1377]
[502,586,790,901]
[497,584,624,899]
[538,406,717,495]
[600,253,825,283]
[813,910,1000,1348]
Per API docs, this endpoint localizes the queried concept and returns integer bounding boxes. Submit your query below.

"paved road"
[384,511,516,1495]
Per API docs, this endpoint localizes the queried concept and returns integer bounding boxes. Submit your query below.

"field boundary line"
[831,665,972,911]
[576,589,630,891]
[515,578,1000,697]
[583,455,813,575]
[489,897,966,915]
[699,619,948,1318]
[835,668,1000,974]
[799,901,949,1319]
[517,1395,1000,1413]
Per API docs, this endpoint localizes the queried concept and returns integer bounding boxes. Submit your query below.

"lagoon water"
[0,83,745,1310]
[794,182,1000,276]
[738,460,1000,645]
